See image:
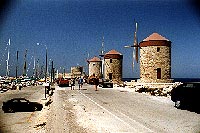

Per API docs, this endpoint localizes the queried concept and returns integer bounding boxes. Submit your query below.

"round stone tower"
[88,56,102,78]
[104,49,123,83]
[139,33,172,83]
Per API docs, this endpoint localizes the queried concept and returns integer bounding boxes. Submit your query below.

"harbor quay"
[0,73,181,99]
[1,83,200,133]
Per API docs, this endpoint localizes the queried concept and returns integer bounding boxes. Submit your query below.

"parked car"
[171,82,200,110]
[2,98,43,113]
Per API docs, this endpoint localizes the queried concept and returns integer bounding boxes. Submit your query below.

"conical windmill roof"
[105,49,122,55]
[88,56,101,62]
[143,33,169,41]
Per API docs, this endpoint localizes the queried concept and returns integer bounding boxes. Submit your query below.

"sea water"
[122,78,200,83]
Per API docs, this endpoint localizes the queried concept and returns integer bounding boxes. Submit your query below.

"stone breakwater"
[123,80,182,97]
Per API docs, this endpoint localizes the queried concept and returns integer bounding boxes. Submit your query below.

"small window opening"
[157,47,160,52]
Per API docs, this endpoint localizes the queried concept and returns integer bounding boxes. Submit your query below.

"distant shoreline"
[122,78,200,82]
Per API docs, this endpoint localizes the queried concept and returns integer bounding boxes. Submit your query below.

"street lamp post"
[63,68,65,78]
[34,43,40,79]
[37,43,48,99]
[44,46,48,99]
[45,46,47,83]
[51,61,54,83]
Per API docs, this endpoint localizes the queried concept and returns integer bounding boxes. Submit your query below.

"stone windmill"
[139,33,172,83]
[124,22,172,83]
[104,49,123,83]
[87,56,102,78]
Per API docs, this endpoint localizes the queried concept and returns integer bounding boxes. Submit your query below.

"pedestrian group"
[69,74,99,91]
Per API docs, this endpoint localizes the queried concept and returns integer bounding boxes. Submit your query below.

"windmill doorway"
[109,73,112,80]
[157,68,161,79]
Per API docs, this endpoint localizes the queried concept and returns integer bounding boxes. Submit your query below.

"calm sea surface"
[122,78,200,83]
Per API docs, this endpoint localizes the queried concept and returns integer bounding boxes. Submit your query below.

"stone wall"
[140,46,172,83]
[88,62,101,78]
[104,58,122,83]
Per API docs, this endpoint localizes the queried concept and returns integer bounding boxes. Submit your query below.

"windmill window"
[110,59,112,63]
[157,47,160,52]
[93,63,95,66]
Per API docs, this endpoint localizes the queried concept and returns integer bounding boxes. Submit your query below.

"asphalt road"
[0,85,46,133]
[1,84,200,133]
[52,84,200,133]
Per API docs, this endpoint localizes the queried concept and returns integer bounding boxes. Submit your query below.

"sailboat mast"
[101,36,105,56]
[99,36,105,79]
[16,50,19,79]
[6,39,10,77]
[33,54,35,77]
[23,49,27,77]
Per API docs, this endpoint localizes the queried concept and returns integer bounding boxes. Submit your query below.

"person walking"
[78,77,83,90]
[94,76,99,91]
[70,78,75,90]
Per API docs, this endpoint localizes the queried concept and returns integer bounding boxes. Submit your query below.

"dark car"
[171,82,200,110]
[2,98,43,113]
